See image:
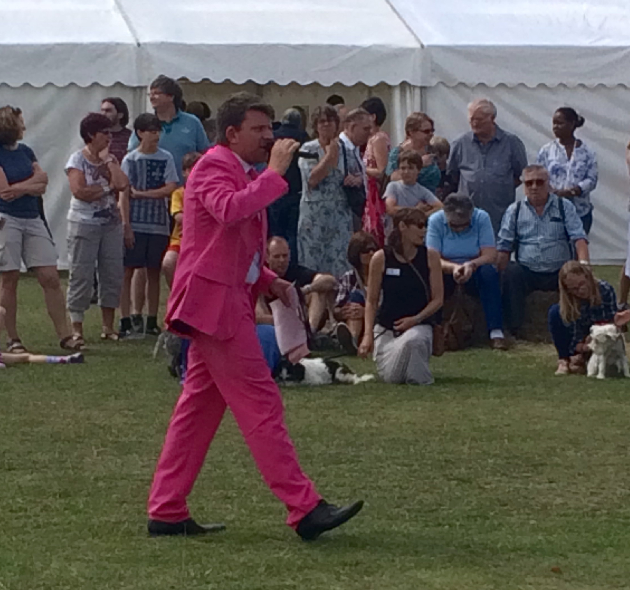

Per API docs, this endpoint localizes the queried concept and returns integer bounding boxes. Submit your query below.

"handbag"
[340,140,367,218]
[401,250,445,357]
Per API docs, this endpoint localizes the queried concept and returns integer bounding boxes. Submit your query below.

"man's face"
[523,169,550,205]
[347,116,372,147]
[149,88,174,112]
[227,110,274,165]
[468,107,495,137]
[267,240,290,277]
[101,101,120,125]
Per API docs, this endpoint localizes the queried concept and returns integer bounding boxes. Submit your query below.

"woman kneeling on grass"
[548,261,629,375]
[359,208,443,384]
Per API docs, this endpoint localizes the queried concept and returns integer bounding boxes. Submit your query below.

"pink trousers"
[147,296,321,529]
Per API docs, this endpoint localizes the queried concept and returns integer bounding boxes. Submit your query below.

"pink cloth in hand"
[269,287,310,363]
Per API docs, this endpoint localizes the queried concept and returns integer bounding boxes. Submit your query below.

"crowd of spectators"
[2,78,630,383]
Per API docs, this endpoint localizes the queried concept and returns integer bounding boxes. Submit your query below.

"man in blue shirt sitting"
[426,193,506,350]
[497,164,589,337]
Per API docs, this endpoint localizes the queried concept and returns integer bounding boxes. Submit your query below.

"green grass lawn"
[1,269,630,590]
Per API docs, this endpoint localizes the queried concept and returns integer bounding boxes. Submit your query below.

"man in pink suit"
[147,93,363,541]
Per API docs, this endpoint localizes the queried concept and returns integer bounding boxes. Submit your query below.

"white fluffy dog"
[586,324,630,380]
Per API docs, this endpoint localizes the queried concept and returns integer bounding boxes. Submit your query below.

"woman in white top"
[65,113,129,344]
[537,107,598,234]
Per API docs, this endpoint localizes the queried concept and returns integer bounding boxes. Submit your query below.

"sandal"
[100,332,119,342]
[60,335,86,352]
[7,339,27,354]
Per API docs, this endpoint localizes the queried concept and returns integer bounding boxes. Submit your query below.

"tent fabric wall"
[0,84,146,268]
[424,83,630,264]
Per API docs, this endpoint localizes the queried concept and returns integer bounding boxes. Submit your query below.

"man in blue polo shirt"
[426,193,506,350]
[128,75,210,182]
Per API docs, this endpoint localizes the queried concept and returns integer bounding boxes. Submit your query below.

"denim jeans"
[548,303,571,359]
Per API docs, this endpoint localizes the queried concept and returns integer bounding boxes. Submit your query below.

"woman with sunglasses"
[65,113,129,344]
[549,261,627,375]
[385,112,441,194]
[359,208,443,384]
[537,107,597,234]
[426,193,506,349]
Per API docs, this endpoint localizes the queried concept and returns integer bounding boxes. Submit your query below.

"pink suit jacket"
[165,145,288,340]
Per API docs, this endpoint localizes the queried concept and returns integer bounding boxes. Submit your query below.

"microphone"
[296,151,320,160]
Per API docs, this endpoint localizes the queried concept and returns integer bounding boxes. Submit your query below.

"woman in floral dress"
[297,105,353,277]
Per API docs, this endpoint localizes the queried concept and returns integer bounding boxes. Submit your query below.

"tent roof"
[390,0,630,87]
[1,0,141,87]
[1,0,425,87]
[4,0,630,88]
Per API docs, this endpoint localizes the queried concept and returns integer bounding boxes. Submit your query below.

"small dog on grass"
[275,357,375,386]
[586,324,630,380]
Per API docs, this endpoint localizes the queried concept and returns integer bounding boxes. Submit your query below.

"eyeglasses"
[419,128,434,134]
[524,179,546,187]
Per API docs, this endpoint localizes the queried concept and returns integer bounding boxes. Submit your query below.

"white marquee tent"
[1,0,629,265]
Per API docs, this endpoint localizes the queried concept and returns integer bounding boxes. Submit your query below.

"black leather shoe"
[148,518,226,537]
[296,499,364,541]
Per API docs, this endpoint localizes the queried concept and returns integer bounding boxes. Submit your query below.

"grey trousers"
[373,324,434,385]
[66,220,123,323]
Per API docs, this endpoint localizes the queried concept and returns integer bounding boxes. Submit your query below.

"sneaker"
[335,322,358,356]
[67,353,85,364]
[145,325,161,337]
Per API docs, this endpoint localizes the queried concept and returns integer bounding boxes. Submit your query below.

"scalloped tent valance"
[2,0,630,89]
[390,0,630,88]
[0,0,425,88]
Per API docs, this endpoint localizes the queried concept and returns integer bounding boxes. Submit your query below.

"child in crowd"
[0,307,83,367]
[382,150,442,236]
[161,151,202,289]
[430,136,458,201]
[119,114,178,338]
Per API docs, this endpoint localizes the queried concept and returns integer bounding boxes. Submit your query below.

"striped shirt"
[497,194,587,273]
[121,148,178,235]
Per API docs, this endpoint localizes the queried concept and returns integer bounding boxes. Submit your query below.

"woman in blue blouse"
[537,107,598,234]
[386,112,441,194]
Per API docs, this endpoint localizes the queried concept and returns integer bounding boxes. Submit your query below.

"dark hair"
[133,113,161,139]
[361,97,387,127]
[150,75,184,111]
[182,151,202,172]
[80,113,112,144]
[0,106,23,146]
[398,149,423,169]
[101,97,129,127]
[216,92,275,146]
[555,107,585,128]
[387,208,427,255]
[291,105,308,131]
[443,193,474,221]
[187,101,211,121]
[347,231,378,280]
[326,94,345,107]
[310,105,340,136]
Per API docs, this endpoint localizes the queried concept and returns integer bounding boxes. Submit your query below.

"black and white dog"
[275,357,375,386]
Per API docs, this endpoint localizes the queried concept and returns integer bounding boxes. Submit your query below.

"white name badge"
[386,268,401,276]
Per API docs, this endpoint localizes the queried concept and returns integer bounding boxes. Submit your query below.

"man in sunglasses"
[497,165,589,337]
